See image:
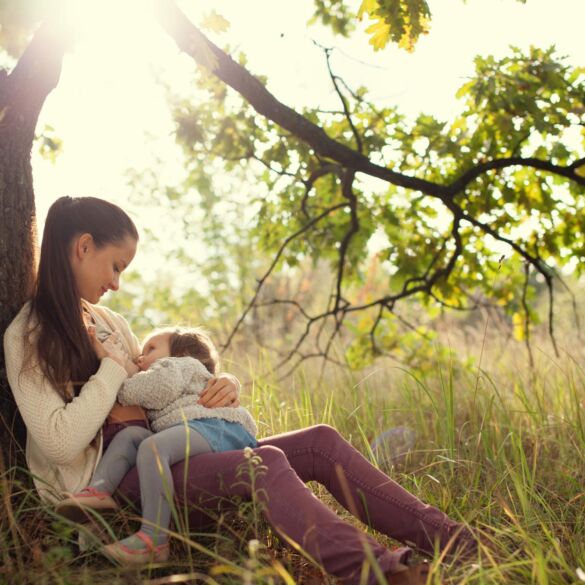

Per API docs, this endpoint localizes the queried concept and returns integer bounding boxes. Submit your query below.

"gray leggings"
[90,425,212,543]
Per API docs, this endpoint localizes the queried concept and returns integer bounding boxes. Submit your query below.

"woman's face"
[71,234,137,304]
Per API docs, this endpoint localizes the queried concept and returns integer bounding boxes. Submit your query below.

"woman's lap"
[113,424,341,515]
[110,423,474,582]
[114,427,409,583]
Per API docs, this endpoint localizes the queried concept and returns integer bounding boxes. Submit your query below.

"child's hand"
[88,326,127,370]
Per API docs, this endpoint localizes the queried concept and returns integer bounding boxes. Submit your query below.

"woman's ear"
[72,233,94,260]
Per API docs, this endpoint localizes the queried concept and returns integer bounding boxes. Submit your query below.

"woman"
[4,196,476,584]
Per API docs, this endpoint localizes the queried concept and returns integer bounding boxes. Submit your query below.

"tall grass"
[1,330,584,584]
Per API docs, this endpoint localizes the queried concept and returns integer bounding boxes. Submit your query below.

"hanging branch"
[221,203,346,350]
[301,164,342,218]
[320,43,364,154]
[521,262,535,368]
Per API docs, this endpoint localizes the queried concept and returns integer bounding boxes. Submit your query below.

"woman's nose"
[109,274,120,291]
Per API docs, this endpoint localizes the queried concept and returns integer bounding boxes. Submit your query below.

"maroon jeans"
[103,423,475,585]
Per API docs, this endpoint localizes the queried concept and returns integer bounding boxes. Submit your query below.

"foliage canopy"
[159,2,584,370]
[1,0,584,372]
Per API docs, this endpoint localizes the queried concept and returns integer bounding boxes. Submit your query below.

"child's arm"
[90,326,139,377]
[117,359,185,410]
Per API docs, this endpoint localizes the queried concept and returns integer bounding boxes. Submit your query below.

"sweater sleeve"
[118,359,185,410]
[3,321,128,466]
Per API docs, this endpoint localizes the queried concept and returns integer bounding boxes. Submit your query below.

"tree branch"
[156,0,450,199]
[521,262,535,368]
[449,156,585,193]
[157,0,581,374]
[301,164,342,218]
[158,1,585,202]
[221,203,346,351]
[320,43,363,154]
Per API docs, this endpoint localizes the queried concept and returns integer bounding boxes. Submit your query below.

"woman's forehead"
[109,236,137,264]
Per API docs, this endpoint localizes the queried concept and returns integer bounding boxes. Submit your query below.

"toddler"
[57,326,257,564]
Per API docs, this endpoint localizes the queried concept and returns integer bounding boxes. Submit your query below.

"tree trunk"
[0,19,67,465]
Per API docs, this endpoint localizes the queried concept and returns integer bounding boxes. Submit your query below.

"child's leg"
[130,425,212,547]
[90,426,153,494]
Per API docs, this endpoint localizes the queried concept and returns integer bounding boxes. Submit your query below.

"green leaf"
[200,10,231,34]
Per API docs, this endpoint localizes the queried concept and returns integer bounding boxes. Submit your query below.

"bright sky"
[31,0,585,278]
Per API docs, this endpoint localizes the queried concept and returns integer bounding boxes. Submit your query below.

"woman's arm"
[88,306,146,421]
[4,325,128,466]
[198,373,241,408]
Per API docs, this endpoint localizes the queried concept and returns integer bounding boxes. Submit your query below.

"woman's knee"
[241,446,292,497]
[254,445,288,465]
[310,424,343,449]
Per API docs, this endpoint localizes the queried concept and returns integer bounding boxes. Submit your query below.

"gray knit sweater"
[117,357,257,436]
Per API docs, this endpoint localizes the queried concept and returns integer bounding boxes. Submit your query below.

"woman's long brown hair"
[27,196,138,399]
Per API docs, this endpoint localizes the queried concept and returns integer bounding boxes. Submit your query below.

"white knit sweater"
[3,301,138,502]
[118,357,257,437]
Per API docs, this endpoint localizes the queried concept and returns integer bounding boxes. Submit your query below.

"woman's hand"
[88,326,127,371]
[124,360,140,377]
[198,374,240,408]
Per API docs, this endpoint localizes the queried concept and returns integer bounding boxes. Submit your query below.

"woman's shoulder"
[4,301,34,340]
[3,302,37,368]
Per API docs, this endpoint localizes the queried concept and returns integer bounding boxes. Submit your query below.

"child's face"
[137,333,172,371]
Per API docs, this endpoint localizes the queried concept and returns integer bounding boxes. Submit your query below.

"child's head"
[137,327,218,374]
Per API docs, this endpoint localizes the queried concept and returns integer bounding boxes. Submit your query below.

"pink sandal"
[56,487,119,523]
[101,531,170,565]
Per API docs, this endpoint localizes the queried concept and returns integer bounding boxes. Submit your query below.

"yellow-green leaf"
[200,10,230,34]
[365,19,391,51]
[358,0,377,20]
[512,312,525,341]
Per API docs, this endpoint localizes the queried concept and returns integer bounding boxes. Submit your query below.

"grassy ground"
[1,330,584,584]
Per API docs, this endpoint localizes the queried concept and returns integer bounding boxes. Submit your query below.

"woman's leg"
[90,426,153,494]
[260,424,476,557]
[133,425,213,545]
[118,444,411,585]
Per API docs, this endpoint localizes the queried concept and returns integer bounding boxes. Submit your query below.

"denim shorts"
[187,418,258,452]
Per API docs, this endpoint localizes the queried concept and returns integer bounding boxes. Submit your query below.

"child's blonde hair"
[155,327,219,374]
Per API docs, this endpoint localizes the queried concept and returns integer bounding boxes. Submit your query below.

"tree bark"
[0,19,68,461]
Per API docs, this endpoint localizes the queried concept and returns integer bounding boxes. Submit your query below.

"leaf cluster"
[165,38,584,366]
